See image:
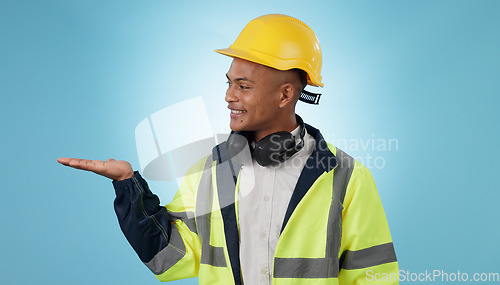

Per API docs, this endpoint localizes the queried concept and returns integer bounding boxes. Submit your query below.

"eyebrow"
[226,74,255,83]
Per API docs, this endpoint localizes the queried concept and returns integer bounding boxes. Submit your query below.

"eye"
[239,85,250,90]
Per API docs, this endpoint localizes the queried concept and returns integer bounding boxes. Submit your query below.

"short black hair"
[292,69,308,91]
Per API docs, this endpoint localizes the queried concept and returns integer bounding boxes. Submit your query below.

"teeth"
[231,110,247,114]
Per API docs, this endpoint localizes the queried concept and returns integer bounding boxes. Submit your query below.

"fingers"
[66,158,92,170]
[57,157,107,172]
[71,159,93,170]
[57,157,89,168]
[57,157,71,165]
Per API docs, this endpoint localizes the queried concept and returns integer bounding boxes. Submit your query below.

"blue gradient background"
[1,0,499,284]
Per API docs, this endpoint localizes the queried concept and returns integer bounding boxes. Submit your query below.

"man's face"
[225,58,283,136]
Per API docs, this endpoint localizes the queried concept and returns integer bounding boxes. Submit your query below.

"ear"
[278,83,296,108]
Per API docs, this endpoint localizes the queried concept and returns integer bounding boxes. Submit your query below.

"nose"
[225,84,237,103]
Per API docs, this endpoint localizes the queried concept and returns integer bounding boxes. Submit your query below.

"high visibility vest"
[141,124,398,284]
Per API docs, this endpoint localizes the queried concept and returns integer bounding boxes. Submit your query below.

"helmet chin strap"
[299,90,321,105]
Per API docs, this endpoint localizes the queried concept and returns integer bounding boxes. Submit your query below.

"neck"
[254,113,298,142]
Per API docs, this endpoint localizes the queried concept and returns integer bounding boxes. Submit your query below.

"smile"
[231,110,247,114]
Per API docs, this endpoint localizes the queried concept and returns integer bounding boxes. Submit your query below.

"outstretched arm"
[56,157,169,265]
[56,156,203,281]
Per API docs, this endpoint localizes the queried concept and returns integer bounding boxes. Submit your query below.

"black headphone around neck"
[227,115,306,167]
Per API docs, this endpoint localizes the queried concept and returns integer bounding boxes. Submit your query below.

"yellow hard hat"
[215,14,323,87]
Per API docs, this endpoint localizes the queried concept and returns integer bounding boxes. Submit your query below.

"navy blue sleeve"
[112,171,171,263]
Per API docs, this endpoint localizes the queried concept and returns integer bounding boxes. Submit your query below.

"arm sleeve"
[113,172,171,263]
[113,161,205,282]
[338,163,399,284]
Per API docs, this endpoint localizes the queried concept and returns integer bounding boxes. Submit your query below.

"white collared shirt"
[238,125,315,285]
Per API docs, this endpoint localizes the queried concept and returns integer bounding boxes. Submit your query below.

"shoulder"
[181,154,213,185]
[330,145,373,178]
[303,121,376,192]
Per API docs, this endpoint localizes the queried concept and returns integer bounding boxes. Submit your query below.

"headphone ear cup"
[227,131,253,159]
[254,131,295,166]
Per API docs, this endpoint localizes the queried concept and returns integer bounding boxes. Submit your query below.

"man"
[58,14,398,284]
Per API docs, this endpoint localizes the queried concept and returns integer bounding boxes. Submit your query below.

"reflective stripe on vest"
[340,242,397,270]
[196,156,228,267]
[131,173,189,275]
[145,224,187,274]
[168,210,197,234]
